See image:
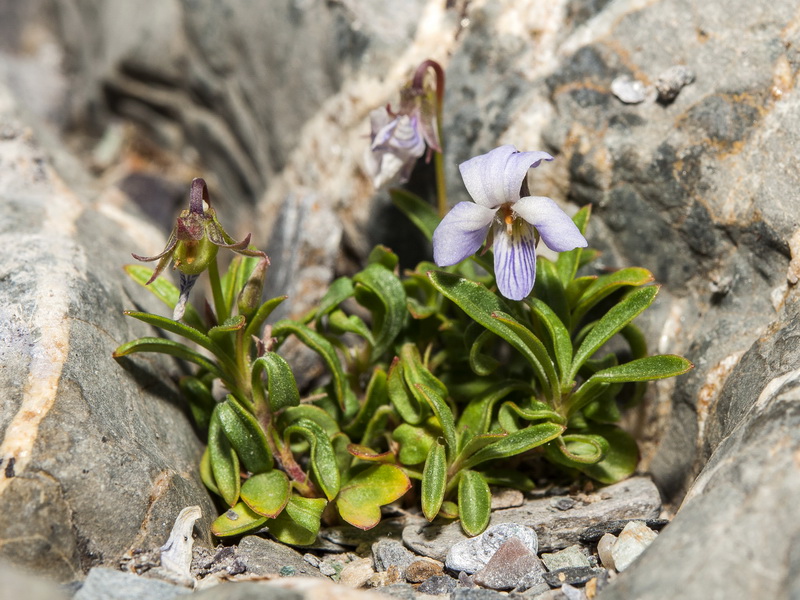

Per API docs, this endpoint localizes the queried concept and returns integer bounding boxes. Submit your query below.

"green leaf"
[497,401,565,433]
[217,396,273,473]
[199,446,219,495]
[491,312,559,401]
[576,426,639,484]
[244,296,287,340]
[387,357,427,426]
[461,422,565,470]
[568,285,659,382]
[336,464,412,530]
[555,205,592,286]
[591,354,694,382]
[572,267,654,325]
[390,188,440,241]
[393,419,440,466]
[456,382,531,447]
[179,376,216,432]
[359,405,394,451]
[353,263,407,358]
[458,470,491,536]
[268,495,327,546]
[528,298,573,386]
[208,314,246,345]
[241,470,291,518]
[283,419,340,500]
[368,245,400,271]
[535,258,569,326]
[279,405,340,437]
[211,502,268,537]
[122,310,219,355]
[414,384,458,462]
[209,405,241,507]
[113,337,226,382]
[123,264,205,330]
[481,470,535,491]
[315,277,354,318]
[421,442,447,521]
[427,271,553,398]
[468,330,500,376]
[252,352,300,413]
[328,309,375,345]
[344,367,388,438]
[346,444,395,463]
[548,434,609,465]
[272,320,349,410]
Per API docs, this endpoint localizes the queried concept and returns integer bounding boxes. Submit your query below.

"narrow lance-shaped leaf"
[555,205,592,286]
[272,320,349,410]
[528,298,573,387]
[458,470,491,536]
[421,441,447,521]
[387,358,427,426]
[208,405,241,507]
[217,396,273,474]
[427,271,552,398]
[252,352,300,414]
[244,295,287,340]
[414,384,457,462]
[390,188,440,241]
[568,285,660,383]
[283,419,340,500]
[315,277,354,319]
[571,267,654,325]
[113,337,227,383]
[461,421,565,471]
[353,263,407,358]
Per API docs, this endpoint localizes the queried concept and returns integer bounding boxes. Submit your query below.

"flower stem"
[207,257,229,325]
[434,148,447,219]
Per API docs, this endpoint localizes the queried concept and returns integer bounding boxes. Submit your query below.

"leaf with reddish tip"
[211,502,268,537]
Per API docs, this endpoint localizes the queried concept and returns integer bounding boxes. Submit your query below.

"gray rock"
[236,537,323,578]
[374,583,417,600]
[73,568,191,600]
[560,583,587,600]
[578,519,669,543]
[540,546,590,572]
[0,559,70,600]
[473,538,545,591]
[372,540,416,576]
[191,581,305,600]
[408,478,659,563]
[595,534,617,571]
[445,524,538,574]
[450,589,506,600]
[609,521,658,572]
[417,574,458,595]
[542,567,607,588]
[654,65,695,103]
[0,83,216,581]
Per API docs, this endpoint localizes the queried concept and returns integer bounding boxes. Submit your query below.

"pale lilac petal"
[493,222,538,301]
[459,146,554,209]
[433,202,496,266]
[501,151,553,205]
[459,145,517,209]
[513,196,588,252]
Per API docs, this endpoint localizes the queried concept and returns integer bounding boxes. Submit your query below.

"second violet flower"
[433,145,587,301]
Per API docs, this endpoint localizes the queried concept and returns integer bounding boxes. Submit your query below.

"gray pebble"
[542,567,606,588]
[610,521,658,571]
[473,538,544,591]
[611,75,648,104]
[655,65,695,103]
[74,568,191,600]
[373,540,416,575]
[417,574,458,595]
[445,524,538,574]
[541,545,590,571]
[450,589,507,600]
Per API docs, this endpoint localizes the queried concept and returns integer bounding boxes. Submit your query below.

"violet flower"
[365,60,444,189]
[433,145,587,301]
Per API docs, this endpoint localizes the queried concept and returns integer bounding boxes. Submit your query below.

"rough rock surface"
[2,0,800,598]
[0,85,216,581]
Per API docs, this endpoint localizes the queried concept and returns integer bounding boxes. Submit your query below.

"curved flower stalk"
[366,59,444,190]
[432,145,587,301]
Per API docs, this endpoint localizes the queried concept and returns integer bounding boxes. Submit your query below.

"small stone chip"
[611,75,648,104]
[655,65,695,103]
[473,538,544,590]
[610,521,658,571]
[405,559,443,583]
